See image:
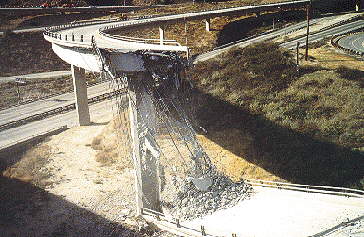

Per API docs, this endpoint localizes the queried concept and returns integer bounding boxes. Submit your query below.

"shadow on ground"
[0,175,151,236]
[216,10,306,47]
[193,89,364,187]
[0,143,151,236]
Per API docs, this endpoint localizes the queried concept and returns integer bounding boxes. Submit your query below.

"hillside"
[188,42,364,189]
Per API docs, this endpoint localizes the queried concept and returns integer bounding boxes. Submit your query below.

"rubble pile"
[161,172,253,221]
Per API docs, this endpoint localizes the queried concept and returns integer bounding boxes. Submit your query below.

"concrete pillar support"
[71,65,90,126]
[128,72,161,216]
[205,18,211,32]
[159,25,165,45]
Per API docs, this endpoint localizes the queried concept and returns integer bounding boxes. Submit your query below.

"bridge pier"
[128,72,161,216]
[205,18,211,32]
[159,25,165,45]
[71,65,90,126]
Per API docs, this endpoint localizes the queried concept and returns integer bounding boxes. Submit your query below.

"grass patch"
[190,42,297,108]
[2,144,53,188]
[91,111,133,169]
[189,42,364,189]
[0,32,68,76]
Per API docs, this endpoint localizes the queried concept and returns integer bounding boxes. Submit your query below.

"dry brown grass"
[299,43,364,71]
[0,32,68,76]
[189,43,364,189]
[114,15,251,55]
[114,7,305,56]
[2,144,53,187]
[197,129,283,182]
[91,111,133,169]
[124,0,293,18]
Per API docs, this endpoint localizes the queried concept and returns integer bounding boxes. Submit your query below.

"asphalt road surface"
[0,71,72,84]
[0,98,115,150]
[0,81,112,127]
[280,19,364,49]
[196,17,364,62]
[338,32,364,53]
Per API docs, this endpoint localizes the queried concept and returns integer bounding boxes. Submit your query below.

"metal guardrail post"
[176,219,181,228]
[201,226,206,236]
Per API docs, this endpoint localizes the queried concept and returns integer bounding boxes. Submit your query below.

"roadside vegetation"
[0,32,68,76]
[188,42,364,189]
[91,112,133,169]
[2,144,53,188]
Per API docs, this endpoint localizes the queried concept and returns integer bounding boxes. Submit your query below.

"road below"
[280,19,364,49]
[185,186,364,237]
[338,32,364,53]
[0,81,112,127]
[195,14,364,62]
[0,98,115,150]
[0,70,72,84]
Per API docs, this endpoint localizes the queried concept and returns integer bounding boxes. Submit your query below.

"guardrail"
[44,19,121,46]
[244,179,364,198]
[142,208,220,237]
[141,175,364,237]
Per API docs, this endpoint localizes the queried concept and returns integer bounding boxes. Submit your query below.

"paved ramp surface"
[338,32,364,53]
[185,186,364,237]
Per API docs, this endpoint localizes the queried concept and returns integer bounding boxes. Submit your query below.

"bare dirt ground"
[1,111,159,236]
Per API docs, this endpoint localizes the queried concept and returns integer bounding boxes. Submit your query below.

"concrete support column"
[71,65,90,126]
[128,72,161,216]
[205,18,211,32]
[159,25,165,45]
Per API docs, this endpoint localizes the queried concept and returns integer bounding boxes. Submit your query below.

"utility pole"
[305,1,311,61]
[273,17,275,30]
[296,42,300,66]
[185,20,188,45]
